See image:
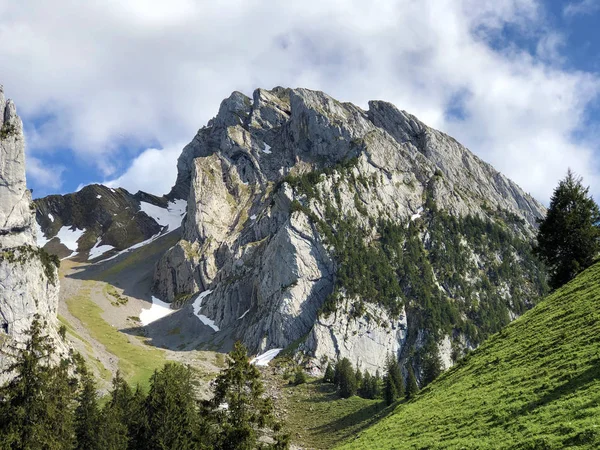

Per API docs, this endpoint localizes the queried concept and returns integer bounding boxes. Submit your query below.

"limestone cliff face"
[0,86,65,383]
[0,86,34,248]
[155,87,547,377]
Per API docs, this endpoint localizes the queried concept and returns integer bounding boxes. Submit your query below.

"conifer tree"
[207,342,288,450]
[336,358,357,398]
[385,354,404,399]
[372,369,382,398]
[0,316,76,449]
[536,170,600,289]
[360,370,373,398]
[355,364,363,389]
[323,363,335,383]
[383,374,397,405]
[406,365,419,399]
[74,365,101,450]
[144,363,200,450]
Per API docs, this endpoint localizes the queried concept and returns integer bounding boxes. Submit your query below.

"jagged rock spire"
[0,85,35,248]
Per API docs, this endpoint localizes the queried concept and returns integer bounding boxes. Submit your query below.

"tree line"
[322,355,419,405]
[0,317,289,450]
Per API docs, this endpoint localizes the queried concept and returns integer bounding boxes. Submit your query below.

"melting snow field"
[251,349,283,366]
[88,238,115,260]
[139,296,175,326]
[56,226,85,253]
[139,200,186,232]
[192,290,219,332]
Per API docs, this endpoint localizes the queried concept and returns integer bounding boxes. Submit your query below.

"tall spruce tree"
[406,365,419,400]
[536,170,600,289]
[74,366,101,450]
[323,363,335,383]
[336,358,357,398]
[385,354,404,399]
[0,316,76,449]
[207,342,288,450]
[143,363,200,450]
[383,374,397,406]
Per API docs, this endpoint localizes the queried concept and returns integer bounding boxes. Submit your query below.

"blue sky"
[0,0,599,203]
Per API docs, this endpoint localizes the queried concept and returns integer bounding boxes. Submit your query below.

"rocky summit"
[151,87,548,376]
[0,86,66,382]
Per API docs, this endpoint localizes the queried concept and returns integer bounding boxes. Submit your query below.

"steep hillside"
[340,260,600,449]
[35,185,186,260]
[153,87,548,376]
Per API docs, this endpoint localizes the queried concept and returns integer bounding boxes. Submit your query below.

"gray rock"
[0,87,68,383]
[154,87,547,375]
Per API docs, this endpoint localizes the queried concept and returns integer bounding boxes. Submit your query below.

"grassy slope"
[284,381,392,449]
[64,282,166,388]
[340,262,600,449]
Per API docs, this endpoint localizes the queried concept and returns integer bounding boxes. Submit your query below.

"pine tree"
[336,358,357,398]
[355,364,363,389]
[102,371,135,449]
[406,365,419,399]
[0,316,76,449]
[323,363,335,383]
[360,371,372,398]
[372,369,382,398]
[207,342,288,450]
[383,374,397,405]
[536,170,600,289]
[143,363,200,450]
[385,354,404,399]
[75,366,101,450]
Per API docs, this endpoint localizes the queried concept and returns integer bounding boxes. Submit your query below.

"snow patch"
[96,195,102,199]
[262,143,272,154]
[35,222,50,247]
[55,226,85,252]
[48,213,54,222]
[250,214,256,220]
[250,349,282,366]
[88,238,115,260]
[192,290,219,332]
[139,199,186,232]
[139,296,175,326]
[238,309,250,320]
[411,207,424,222]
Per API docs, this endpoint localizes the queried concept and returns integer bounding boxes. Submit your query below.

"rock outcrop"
[0,86,66,383]
[35,184,186,261]
[153,87,547,378]
[0,86,34,248]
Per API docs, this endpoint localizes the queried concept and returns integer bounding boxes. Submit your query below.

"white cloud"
[1,0,599,202]
[103,144,183,195]
[564,0,600,17]
[25,155,65,192]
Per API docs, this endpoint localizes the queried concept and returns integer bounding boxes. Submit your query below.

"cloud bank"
[0,0,598,201]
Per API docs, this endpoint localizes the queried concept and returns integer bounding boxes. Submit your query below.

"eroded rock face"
[0,86,65,383]
[155,87,547,376]
[0,86,35,249]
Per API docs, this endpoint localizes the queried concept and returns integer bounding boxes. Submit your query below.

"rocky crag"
[153,87,548,379]
[0,85,66,382]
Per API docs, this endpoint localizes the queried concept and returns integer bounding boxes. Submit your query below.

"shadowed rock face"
[0,86,66,383]
[154,87,547,376]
